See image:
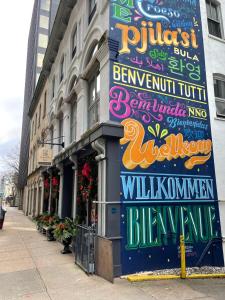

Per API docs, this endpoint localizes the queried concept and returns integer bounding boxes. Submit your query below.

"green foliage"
[53,218,77,242]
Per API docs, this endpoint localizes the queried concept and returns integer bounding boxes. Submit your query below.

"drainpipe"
[92,138,106,236]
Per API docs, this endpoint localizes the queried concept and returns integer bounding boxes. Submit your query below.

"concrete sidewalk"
[0,208,224,300]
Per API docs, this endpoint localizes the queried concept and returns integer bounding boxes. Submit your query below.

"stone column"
[40,178,45,214]
[74,78,88,140]
[69,154,78,219]
[57,163,64,218]
[47,169,52,213]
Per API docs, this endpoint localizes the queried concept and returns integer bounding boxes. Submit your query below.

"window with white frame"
[71,26,77,59]
[88,71,100,128]
[70,101,77,143]
[214,75,225,118]
[60,56,64,82]
[206,0,223,38]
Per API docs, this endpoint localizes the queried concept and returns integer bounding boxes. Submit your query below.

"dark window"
[70,102,77,143]
[35,114,37,134]
[43,92,47,118]
[50,127,54,149]
[71,27,77,59]
[38,105,41,128]
[52,76,55,99]
[214,76,225,118]
[89,0,96,24]
[58,116,64,151]
[60,56,64,82]
[206,0,222,38]
[88,71,100,128]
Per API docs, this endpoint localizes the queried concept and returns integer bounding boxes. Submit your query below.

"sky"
[0,1,34,173]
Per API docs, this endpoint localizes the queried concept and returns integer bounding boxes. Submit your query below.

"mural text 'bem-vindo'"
[109,0,224,274]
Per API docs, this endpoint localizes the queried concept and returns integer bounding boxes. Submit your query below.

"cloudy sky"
[0,1,34,172]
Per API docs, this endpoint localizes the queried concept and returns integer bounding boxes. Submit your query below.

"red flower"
[52,177,59,186]
[82,163,91,179]
[44,179,50,189]
[80,185,84,191]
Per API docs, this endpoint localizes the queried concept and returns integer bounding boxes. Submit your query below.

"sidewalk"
[0,208,224,300]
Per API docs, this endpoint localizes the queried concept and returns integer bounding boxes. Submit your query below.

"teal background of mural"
[109,0,224,274]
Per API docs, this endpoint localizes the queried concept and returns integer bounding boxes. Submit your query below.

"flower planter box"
[46,227,56,241]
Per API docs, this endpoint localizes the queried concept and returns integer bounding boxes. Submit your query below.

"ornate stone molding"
[92,138,106,162]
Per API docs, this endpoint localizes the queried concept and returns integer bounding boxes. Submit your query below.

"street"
[0,207,224,300]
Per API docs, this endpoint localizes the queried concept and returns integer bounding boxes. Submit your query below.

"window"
[71,27,77,59]
[39,15,49,29]
[89,0,97,24]
[52,76,55,99]
[38,105,41,128]
[60,56,64,82]
[40,0,50,11]
[214,75,225,118]
[37,53,44,68]
[58,115,64,151]
[88,72,100,128]
[36,73,40,86]
[206,0,222,38]
[34,114,37,134]
[50,127,54,149]
[43,92,47,118]
[38,34,48,48]
[70,102,77,143]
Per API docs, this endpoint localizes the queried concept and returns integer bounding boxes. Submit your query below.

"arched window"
[88,71,100,128]
[89,0,97,24]
[70,101,77,143]
[71,26,77,59]
[58,113,64,151]
[60,55,65,82]
[86,42,98,67]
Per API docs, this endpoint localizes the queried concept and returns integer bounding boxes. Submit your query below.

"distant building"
[18,0,60,210]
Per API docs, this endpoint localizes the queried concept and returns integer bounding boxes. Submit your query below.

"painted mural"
[109,0,224,274]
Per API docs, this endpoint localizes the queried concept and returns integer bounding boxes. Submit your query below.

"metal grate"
[74,225,95,274]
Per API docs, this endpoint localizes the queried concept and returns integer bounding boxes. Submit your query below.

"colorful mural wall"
[109,0,224,274]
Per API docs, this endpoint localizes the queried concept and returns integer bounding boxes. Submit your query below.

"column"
[40,177,45,214]
[57,163,64,218]
[47,169,52,213]
[69,154,78,219]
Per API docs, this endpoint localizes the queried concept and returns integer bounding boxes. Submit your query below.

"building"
[18,0,60,211]
[24,0,225,278]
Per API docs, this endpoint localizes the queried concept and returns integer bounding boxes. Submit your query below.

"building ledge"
[53,121,123,165]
